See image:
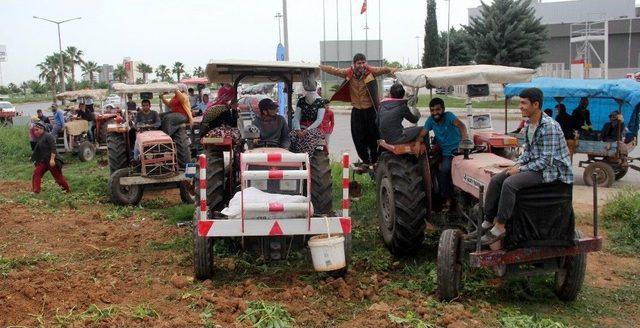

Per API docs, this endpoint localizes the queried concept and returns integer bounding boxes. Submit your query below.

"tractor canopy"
[395,64,536,89]
[205,59,319,85]
[112,82,179,95]
[504,77,640,135]
[56,89,108,101]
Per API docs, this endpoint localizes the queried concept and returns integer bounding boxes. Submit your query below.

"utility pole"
[415,36,420,68]
[275,12,283,44]
[33,16,81,93]
[282,0,290,60]
[336,0,340,66]
[446,0,451,66]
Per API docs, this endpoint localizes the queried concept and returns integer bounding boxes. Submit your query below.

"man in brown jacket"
[320,53,398,166]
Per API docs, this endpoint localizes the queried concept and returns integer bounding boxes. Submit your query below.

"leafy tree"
[37,55,61,95]
[81,61,100,87]
[155,65,171,82]
[422,0,441,68]
[114,64,127,83]
[440,28,473,66]
[193,66,204,78]
[65,46,84,90]
[137,63,153,83]
[465,0,548,68]
[20,82,28,96]
[172,62,185,82]
[27,80,47,94]
[383,59,403,69]
[135,78,145,85]
[7,83,20,94]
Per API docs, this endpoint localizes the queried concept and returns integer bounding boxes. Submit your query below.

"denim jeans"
[437,155,454,199]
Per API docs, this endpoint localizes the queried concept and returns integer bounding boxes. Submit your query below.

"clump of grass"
[237,300,295,328]
[499,308,567,328]
[80,304,119,322]
[53,307,76,327]
[129,303,159,320]
[158,204,194,225]
[602,189,640,255]
[0,252,57,277]
[147,236,191,252]
[386,261,437,295]
[105,205,136,221]
[388,311,434,328]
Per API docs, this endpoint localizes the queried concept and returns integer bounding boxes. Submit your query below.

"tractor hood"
[452,153,515,200]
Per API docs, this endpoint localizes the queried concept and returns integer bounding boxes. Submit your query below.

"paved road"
[14,101,52,118]
[327,112,640,188]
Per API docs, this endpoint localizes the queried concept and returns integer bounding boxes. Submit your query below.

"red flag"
[360,0,367,14]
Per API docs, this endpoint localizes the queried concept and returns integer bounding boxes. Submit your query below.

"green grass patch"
[602,190,640,255]
[388,311,434,328]
[129,303,159,320]
[237,300,295,328]
[80,304,119,322]
[147,236,191,252]
[499,308,567,328]
[0,252,57,277]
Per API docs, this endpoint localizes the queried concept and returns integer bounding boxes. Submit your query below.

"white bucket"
[308,234,346,271]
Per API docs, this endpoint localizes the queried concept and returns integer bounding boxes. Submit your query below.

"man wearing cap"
[252,98,290,149]
[31,121,71,194]
[320,53,398,166]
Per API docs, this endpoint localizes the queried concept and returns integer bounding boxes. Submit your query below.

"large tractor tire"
[78,141,96,162]
[437,229,464,301]
[375,153,427,256]
[583,161,615,188]
[310,149,333,215]
[554,230,587,302]
[202,148,226,213]
[179,180,196,204]
[109,168,143,205]
[173,127,191,170]
[107,132,129,174]
[193,211,215,280]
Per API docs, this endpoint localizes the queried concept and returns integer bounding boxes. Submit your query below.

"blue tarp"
[504,77,640,136]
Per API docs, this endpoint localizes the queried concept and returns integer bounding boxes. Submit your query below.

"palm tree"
[37,55,60,96]
[155,65,171,82]
[65,46,84,90]
[193,66,204,77]
[136,63,153,83]
[114,64,126,83]
[81,61,100,87]
[20,82,28,96]
[172,62,185,82]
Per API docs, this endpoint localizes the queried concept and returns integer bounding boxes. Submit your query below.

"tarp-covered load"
[395,64,536,88]
[56,89,108,100]
[112,82,179,94]
[504,77,640,134]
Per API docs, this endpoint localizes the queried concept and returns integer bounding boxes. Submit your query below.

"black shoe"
[463,225,492,240]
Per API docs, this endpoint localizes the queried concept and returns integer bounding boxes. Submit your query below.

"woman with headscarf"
[159,83,194,136]
[31,121,71,194]
[289,80,328,155]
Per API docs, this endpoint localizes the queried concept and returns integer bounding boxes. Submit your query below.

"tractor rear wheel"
[179,180,196,204]
[437,229,464,301]
[173,127,191,169]
[376,153,427,255]
[554,230,587,302]
[202,148,226,213]
[193,211,215,280]
[78,141,96,162]
[310,149,333,215]
[109,168,143,205]
[107,132,129,174]
[583,161,615,188]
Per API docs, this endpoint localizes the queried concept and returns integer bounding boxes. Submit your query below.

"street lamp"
[445,0,451,66]
[33,16,81,93]
[275,12,283,44]
[415,36,420,68]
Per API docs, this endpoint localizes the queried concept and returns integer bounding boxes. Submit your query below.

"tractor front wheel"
[78,141,96,162]
[437,229,464,301]
[554,230,587,302]
[109,168,143,205]
[583,161,615,188]
[107,132,129,174]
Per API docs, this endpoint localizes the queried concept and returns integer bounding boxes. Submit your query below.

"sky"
[0,0,637,85]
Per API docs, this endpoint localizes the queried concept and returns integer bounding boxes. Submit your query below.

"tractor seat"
[378,139,424,155]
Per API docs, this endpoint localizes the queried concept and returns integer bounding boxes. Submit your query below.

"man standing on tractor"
[320,53,398,167]
[31,121,71,194]
[160,84,194,134]
[555,104,576,161]
[252,98,290,148]
[477,88,573,247]
[415,97,469,209]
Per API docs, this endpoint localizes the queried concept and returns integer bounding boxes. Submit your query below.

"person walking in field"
[31,121,71,194]
[320,53,398,167]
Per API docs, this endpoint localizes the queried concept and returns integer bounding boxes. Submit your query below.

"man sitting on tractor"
[571,97,592,138]
[415,97,469,209]
[377,83,421,144]
[252,98,290,149]
[477,88,573,247]
[135,99,161,129]
[601,110,625,142]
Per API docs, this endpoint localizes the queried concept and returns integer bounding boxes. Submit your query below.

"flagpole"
[282,0,289,60]
[322,0,326,81]
[350,0,353,57]
[365,2,369,55]
[378,0,381,66]
[336,0,340,67]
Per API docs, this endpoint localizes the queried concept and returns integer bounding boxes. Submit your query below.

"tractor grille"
[141,141,177,178]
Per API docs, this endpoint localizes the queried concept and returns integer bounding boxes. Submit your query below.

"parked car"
[0,101,17,125]
[238,95,269,117]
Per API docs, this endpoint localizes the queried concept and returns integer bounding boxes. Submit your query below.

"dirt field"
[1,170,639,328]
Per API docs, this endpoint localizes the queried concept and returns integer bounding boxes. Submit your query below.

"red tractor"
[375,65,603,301]
[106,83,195,205]
[192,60,351,279]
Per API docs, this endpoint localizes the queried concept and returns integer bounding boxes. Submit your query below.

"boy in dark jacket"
[31,121,71,193]
[377,83,421,144]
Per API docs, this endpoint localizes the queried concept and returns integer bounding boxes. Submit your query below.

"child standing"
[319,106,335,148]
